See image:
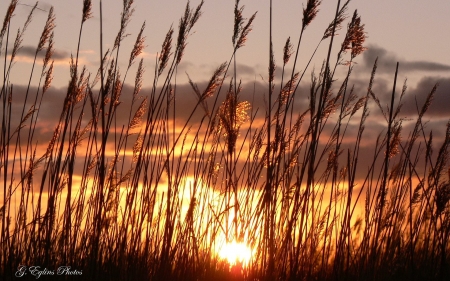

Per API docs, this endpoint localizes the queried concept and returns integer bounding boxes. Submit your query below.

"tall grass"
[1,0,449,280]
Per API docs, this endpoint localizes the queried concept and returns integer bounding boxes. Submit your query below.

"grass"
[1,0,449,280]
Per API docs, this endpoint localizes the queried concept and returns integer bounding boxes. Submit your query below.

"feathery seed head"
[82,0,92,23]
[388,121,402,158]
[129,97,147,130]
[129,21,146,68]
[322,0,349,40]
[281,72,299,104]
[188,73,201,98]
[102,59,116,102]
[10,29,22,62]
[37,6,55,53]
[1,0,18,39]
[322,94,339,119]
[74,67,89,103]
[10,3,38,62]
[175,1,204,64]
[233,0,244,46]
[190,0,204,29]
[132,133,143,162]
[24,2,38,31]
[302,0,321,29]
[202,62,227,99]
[269,42,275,84]
[43,31,54,70]
[112,71,123,106]
[340,10,367,58]
[236,12,257,49]
[351,96,367,116]
[283,37,293,65]
[218,82,250,153]
[176,12,189,64]
[176,1,192,64]
[43,61,54,93]
[133,58,144,98]
[419,83,437,118]
[114,0,135,50]
[158,26,173,76]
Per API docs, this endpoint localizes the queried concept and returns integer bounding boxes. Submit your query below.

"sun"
[218,240,253,266]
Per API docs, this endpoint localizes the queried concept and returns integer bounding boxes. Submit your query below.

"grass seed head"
[302,0,321,29]
[269,42,275,84]
[114,0,135,50]
[37,6,55,53]
[233,0,244,46]
[281,72,299,104]
[1,0,18,39]
[283,36,293,65]
[322,0,349,40]
[203,62,227,99]
[158,26,174,76]
[132,133,143,163]
[133,58,144,98]
[236,12,257,49]
[43,61,54,93]
[42,32,54,70]
[340,10,367,59]
[351,96,367,116]
[129,97,147,130]
[10,3,38,63]
[190,0,204,29]
[129,21,146,68]
[82,0,92,23]
[388,121,402,158]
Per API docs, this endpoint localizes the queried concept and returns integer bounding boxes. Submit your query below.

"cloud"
[363,45,450,73]
[236,63,256,76]
[79,49,96,55]
[400,76,450,118]
[6,64,449,186]
[8,45,70,62]
[347,73,450,119]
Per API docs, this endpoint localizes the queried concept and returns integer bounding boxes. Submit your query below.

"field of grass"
[1,0,449,280]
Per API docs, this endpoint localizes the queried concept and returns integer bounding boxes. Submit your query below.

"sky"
[1,1,450,247]
[1,0,449,87]
[2,1,450,263]
[1,0,449,182]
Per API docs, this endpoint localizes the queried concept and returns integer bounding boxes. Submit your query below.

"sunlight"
[218,240,253,266]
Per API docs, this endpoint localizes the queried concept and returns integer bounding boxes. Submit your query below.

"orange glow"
[218,240,253,266]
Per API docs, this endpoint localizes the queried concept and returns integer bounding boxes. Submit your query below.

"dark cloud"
[399,76,450,118]
[9,45,70,61]
[6,65,449,185]
[348,73,450,119]
[363,45,450,73]
[176,61,195,74]
[236,63,256,76]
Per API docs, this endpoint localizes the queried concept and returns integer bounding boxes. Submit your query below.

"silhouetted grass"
[1,0,449,280]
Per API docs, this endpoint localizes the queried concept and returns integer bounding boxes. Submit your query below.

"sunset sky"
[3,2,450,279]
[1,0,449,85]
[1,0,449,179]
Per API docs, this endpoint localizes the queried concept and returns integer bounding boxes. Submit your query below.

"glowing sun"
[218,240,253,265]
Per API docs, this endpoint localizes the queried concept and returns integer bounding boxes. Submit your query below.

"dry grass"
[1,0,449,280]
